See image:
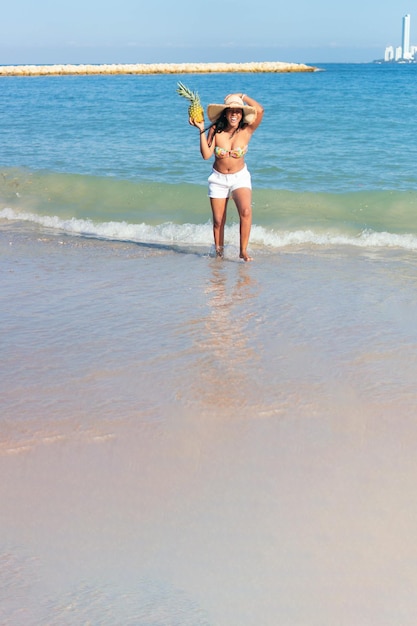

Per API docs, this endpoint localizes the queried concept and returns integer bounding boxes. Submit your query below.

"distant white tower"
[402,14,411,59]
[384,46,394,62]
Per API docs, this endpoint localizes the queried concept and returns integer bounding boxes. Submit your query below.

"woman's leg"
[232,187,253,261]
[210,197,228,256]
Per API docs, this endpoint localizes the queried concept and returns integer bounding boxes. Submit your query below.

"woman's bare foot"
[240,251,253,262]
[216,246,224,258]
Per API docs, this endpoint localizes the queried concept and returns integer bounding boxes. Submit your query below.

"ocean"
[2,63,417,625]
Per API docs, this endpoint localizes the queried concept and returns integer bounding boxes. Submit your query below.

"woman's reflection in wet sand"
[193,260,259,410]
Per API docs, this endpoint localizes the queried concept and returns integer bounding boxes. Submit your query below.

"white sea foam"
[2,207,417,252]
[250,224,417,251]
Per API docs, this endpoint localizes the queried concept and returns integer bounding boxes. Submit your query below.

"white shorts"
[208,165,252,199]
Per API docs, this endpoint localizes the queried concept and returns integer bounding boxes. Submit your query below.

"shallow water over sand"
[2,227,417,624]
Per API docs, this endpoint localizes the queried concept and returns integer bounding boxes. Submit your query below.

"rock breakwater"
[0,61,317,77]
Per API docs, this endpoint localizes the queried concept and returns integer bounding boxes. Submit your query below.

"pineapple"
[176,81,204,123]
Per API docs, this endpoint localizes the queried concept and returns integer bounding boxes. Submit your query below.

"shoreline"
[0,61,318,77]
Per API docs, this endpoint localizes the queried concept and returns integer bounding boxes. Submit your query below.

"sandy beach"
[2,227,417,624]
[3,393,417,625]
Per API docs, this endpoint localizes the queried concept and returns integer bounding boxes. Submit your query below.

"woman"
[190,93,264,261]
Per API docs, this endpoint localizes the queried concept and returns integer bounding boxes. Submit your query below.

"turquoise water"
[2,63,417,191]
[2,63,417,252]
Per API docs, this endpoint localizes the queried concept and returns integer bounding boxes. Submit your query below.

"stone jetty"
[0,61,317,77]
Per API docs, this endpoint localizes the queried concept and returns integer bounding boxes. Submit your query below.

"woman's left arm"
[241,94,264,130]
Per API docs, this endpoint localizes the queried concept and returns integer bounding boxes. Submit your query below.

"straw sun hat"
[207,94,257,125]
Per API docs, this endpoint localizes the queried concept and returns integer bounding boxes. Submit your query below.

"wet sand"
[2,229,417,624]
[2,394,417,624]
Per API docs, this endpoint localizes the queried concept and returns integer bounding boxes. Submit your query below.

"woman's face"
[226,108,243,127]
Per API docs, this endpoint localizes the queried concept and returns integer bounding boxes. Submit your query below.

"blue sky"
[0,1,415,64]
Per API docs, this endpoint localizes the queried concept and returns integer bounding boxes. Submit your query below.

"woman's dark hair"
[204,108,247,144]
[204,109,247,138]
[213,108,246,133]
